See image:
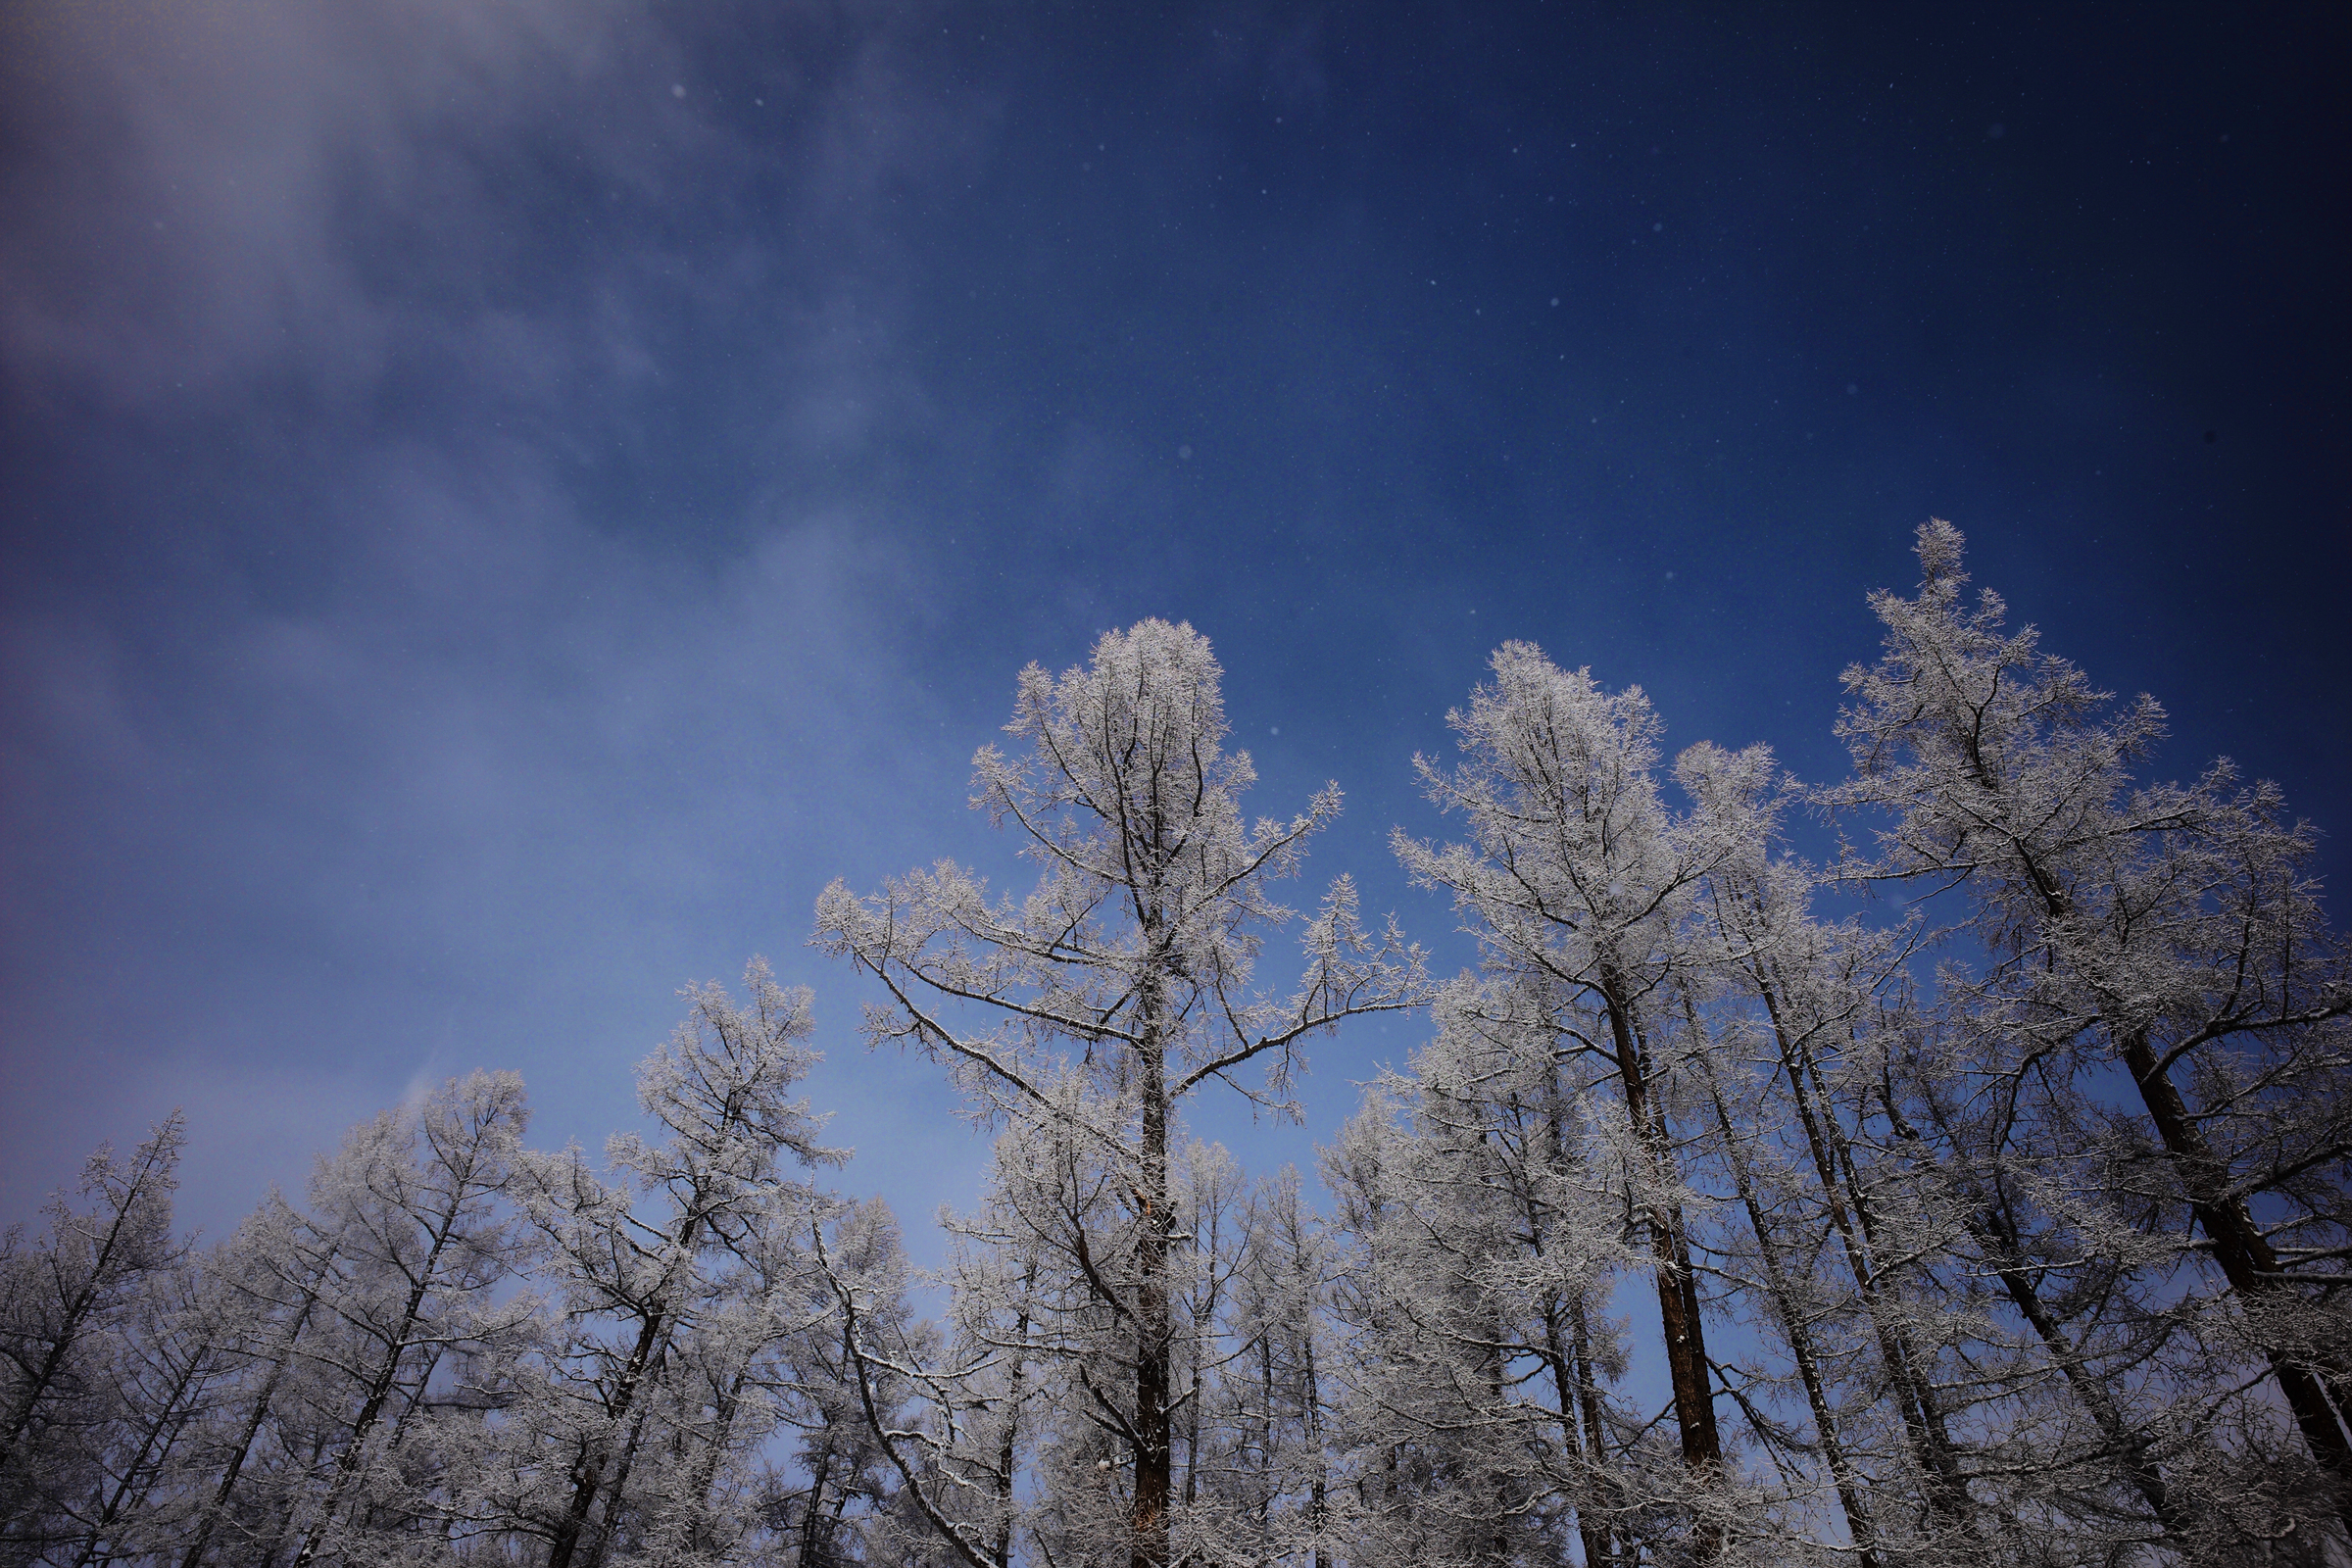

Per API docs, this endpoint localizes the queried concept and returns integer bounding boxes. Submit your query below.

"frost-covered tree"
[1821,520,2352,1546]
[33,1251,231,1565]
[816,618,1428,1568]
[1322,986,1641,1568]
[10,541,2348,1568]
[1193,1167,1333,1568]
[127,1075,534,1568]
[271,1071,534,1565]
[820,1118,1091,1568]
[771,1196,927,1568]
[164,1200,326,1566]
[1671,741,1985,1557]
[1375,647,2031,1563]
[0,1115,186,1558]
[1393,646,1734,1509]
[170,1179,364,1568]
[0,978,894,1567]
[493,960,842,1568]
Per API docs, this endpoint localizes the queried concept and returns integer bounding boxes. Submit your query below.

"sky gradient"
[4,1,2347,1249]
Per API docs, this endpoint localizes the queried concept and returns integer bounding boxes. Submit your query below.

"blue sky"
[3,1,2346,1250]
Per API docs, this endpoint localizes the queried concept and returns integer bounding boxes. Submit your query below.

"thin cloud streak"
[0,0,1010,1236]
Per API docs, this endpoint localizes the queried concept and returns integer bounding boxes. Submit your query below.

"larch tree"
[496,960,842,1568]
[1202,1167,1334,1568]
[277,1071,534,1566]
[42,1247,233,1565]
[0,1115,186,1559]
[815,617,1428,1568]
[1671,740,1984,1556]
[1392,645,1736,1520]
[1821,519,2352,1551]
[12,535,2351,1568]
[765,1195,927,1568]
[126,1076,534,1568]
[1321,981,1642,1568]
[172,1171,384,1568]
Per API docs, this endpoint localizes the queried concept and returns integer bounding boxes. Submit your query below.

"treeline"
[4,522,2347,1567]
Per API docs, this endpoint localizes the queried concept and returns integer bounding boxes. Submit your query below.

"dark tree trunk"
[1131,992,1173,1568]
[1747,959,1968,1523]
[1598,966,1721,1479]
[546,1224,692,1568]
[181,1271,329,1568]
[293,1189,471,1567]
[992,1267,1034,1568]
[2116,1025,2352,1532]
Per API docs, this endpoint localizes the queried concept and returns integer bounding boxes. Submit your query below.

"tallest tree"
[1824,520,2352,1537]
[817,618,1427,1568]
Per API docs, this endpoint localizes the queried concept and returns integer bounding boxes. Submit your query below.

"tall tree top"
[817,617,1426,1129]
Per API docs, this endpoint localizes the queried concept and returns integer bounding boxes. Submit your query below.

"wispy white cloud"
[0,0,1016,1236]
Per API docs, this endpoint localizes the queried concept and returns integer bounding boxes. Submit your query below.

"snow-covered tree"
[770,1195,928,1568]
[1392,646,1734,1510]
[820,1129,1054,1568]
[120,1075,534,1568]
[493,960,842,1568]
[1377,647,2010,1562]
[816,618,1428,1568]
[1321,985,1642,1568]
[1193,1167,1333,1568]
[1821,519,2352,1553]
[1672,741,1985,1558]
[0,1115,186,1559]
[9,539,2346,1568]
[32,1250,231,1564]
[169,1176,380,1568]
[268,1070,534,1565]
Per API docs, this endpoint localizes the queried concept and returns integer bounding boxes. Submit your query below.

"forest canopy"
[5,524,2347,1567]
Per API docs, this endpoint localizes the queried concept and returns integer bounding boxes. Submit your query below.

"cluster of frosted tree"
[6,523,2347,1566]
[0,976,928,1567]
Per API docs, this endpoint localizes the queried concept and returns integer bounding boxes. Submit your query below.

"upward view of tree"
[1,1115,186,1559]
[813,618,1431,1568]
[491,962,844,1568]
[1819,520,2352,1553]
[3,541,2346,1566]
[1391,649,1735,1523]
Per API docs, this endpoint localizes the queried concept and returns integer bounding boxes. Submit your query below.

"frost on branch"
[814,618,1428,1568]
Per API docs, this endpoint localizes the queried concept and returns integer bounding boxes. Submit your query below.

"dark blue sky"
[4,2,2346,1245]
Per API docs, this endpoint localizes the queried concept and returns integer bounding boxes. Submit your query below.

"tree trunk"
[1301,1321,1326,1568]
[69,1326,211,1568]
[1746,961,1967,1522]
[1132,960,1174,1568]
[1598,966,1722,1479]
[546,1247,687,1568]
[681,1359,754,1558]
[578,1397,658,1568]
[181,1270,329,1568]
[2016,837,2352,1524]
[1970,1197,2179,1533]
[1529,1084,1617,1568]
[796,1446,832,1568]
[0,1127,180,1467]
[1828,1057,1968,1521]
[1543,1301,1613,1568]
[1569,1298,1617,1567]
[1697,1050,1879,1567]
[2116,1025,2352,1531]
[293,1190,470,1567]
[991,1267,1034,1568]
[1483,1306,1511,1568]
